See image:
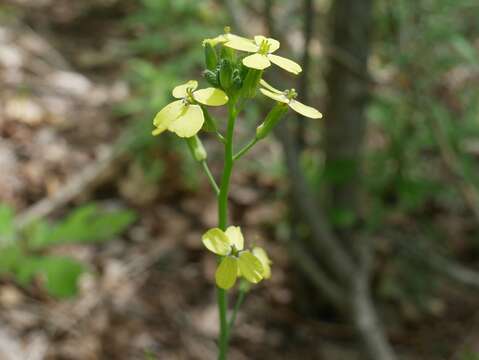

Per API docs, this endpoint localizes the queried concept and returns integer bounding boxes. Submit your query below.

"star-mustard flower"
[202,226,269,289]
[152,80,228,138]
[225,35,302,74]
[259,79,323,119]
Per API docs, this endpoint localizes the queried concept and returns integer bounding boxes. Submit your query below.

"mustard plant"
[152,27,322,359]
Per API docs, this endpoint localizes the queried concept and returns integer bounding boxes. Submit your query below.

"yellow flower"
[252,247,272,279]
[202,27,251,48]
[225,35,302,75]
[152,80,228,138]
[259,79,323,119]
[202,226,265,289]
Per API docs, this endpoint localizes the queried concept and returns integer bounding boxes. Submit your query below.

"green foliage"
[369,0,479,310]
[0,203,135,298]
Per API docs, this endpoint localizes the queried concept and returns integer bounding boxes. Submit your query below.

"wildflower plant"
[152,27,322,359]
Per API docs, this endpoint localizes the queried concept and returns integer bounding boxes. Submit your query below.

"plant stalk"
[217,101,237,360]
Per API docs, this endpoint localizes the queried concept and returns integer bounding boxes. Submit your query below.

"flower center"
[230,245,241,257]
[285,88,298,100]
[258,39,271,55]
[184,87,196,104]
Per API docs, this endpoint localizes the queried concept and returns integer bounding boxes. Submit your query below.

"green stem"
[217,101,237,360]
[201,161,220,195]
[233,138,258,161]
[228,289,246,334]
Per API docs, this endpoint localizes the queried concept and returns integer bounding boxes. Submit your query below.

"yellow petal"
[267,38,280,53]
[172,80,198,99]
[168,104,204,138]
[259,88,289,103]
[242,53,271,70]
[193,88,229,106]
[152,100,185,136]
[259,79,283,94]
[225,226,244,251]
[238,251,263,284]
[254,35,266,46]
[252,247,272,279]
[202,228,231,256]
[215,256,238,289]
[226,33,252,43]
[224,37,258,53]
[254,36,280,53]
[289,100,323,119]
[203,35,227,47]
[268,54,302,74]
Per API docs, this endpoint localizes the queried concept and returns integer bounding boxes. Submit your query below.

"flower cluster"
[152,28,322,139]
[152,28,323,291]
[202,226,271,289]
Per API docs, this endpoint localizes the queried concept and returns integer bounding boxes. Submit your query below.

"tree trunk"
[324,0,372,218]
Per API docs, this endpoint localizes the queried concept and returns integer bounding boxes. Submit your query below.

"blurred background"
[0,0,478,359]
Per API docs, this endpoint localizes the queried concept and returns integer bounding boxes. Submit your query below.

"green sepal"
[203,69,220,87]
[220,45,234,61]
[186,135,207,162]
[232,69,243,89]
[219,59,233,90]
[256,103,289,140]
[204,42,218,71]
[241,68,263,98]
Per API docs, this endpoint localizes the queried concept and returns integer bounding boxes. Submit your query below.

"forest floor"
[1,1,479,359]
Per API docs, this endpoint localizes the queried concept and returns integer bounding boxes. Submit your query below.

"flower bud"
[203,41,218,71]
[241,68,262,98]
[203,69,219,87]
[186,135,207,162]
[219,59,233,90]
[232,69,242,89]
[220,45,234,61]
[255,103,289,140]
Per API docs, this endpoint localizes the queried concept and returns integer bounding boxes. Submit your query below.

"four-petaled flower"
[152,80,228,138]
[203,30,251,48]
[259,79,323,119]
[202,226,269,289]
[225,35,302,75]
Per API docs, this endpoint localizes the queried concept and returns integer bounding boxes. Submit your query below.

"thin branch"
[388,230,479,290]
[201,160,220,196]
[351,242,397,360]
[228,289,246,333]
[233,138,258,161]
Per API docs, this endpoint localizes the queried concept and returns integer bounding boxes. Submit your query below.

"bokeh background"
[0,0,479,359]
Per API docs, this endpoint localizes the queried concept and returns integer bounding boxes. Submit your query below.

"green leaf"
[40,257,85,298]
[28,204,136,249]
[0,245,24,275]
[15,256,85,298]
